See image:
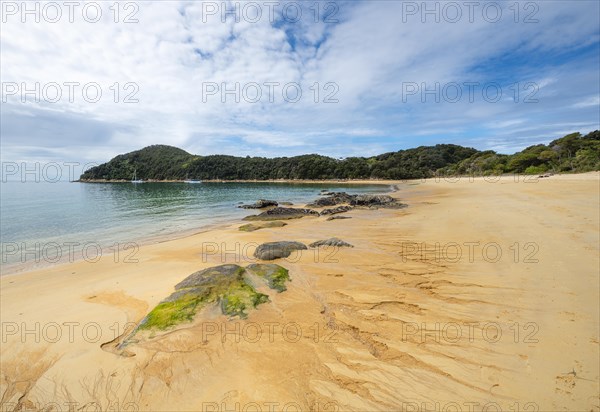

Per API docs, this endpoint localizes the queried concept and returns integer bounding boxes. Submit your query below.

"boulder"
[254,241,308,260]
[309,238,354,248]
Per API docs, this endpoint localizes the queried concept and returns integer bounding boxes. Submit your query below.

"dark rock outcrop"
[254,241,308,260]
[320,205,353,215]
[239,221,287,232]
[244,207,319,221]
[307,192,355,207]
[350,194,396,207]
[326,216,352,221]
[238,199,278,209]
[308,192,406,209]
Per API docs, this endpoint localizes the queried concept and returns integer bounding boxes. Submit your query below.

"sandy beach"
[1,173,598,411]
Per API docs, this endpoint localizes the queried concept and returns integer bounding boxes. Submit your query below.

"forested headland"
[79,131,600,181]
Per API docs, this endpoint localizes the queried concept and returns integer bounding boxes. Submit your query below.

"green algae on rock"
[220,282,269,318]
[246,263,290,292]
[139,290,208,330]
[139,264,270,330]
[309,238,354,248]
[174,264,244,290]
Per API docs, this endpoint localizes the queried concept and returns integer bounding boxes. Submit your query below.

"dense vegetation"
[80,131,600,181]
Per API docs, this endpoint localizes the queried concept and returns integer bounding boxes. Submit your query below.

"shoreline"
[0,220,233,278]
[76,179,399,185]
[4,172,598,277]
[1,181,399,277]
[1,173,598,410]
[4,173,598,277]
[75,170,599,184]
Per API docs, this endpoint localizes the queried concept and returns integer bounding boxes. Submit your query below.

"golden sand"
[1,173,598,411]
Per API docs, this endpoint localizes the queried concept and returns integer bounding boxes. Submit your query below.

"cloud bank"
[1,0,599,164]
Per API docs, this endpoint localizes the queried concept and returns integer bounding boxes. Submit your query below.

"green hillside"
[80,131,600,181]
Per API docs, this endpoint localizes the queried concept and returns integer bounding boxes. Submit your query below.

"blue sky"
[1,0,599,166]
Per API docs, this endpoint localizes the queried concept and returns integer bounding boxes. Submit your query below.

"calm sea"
[0,181,388,273]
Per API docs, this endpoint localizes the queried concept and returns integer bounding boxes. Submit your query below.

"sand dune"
[1,174,598,411]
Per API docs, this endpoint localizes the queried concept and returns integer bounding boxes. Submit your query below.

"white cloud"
[486,119,526,129]
[572,96,600,109]
[1,0,598,163]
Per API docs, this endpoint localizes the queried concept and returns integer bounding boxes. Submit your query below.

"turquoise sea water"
[0,181,388,272]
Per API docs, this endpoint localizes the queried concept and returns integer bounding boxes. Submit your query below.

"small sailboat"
[184,174,201,184]
[131,168,144,184]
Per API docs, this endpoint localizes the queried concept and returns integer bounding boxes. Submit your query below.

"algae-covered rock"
[138,290,208,331]
[118,262,295,350]
[139,264,269,330]
[309,238,354,248]
[220,282,269,318]
[174,264,243,290]
[253,241,308,260]
[239,221,287,232]
[246,263,290,292]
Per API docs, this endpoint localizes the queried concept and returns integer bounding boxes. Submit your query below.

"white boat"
[184,174,201,183]
[131,169,144,183]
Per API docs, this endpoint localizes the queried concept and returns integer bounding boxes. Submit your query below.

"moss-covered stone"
[139,291,208,330]
[309,238,354,248]
[246,263,290,292]
[239,221,287,232]
[220,283,269,318]
[138,264,272,330]
[174,264,244,290]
